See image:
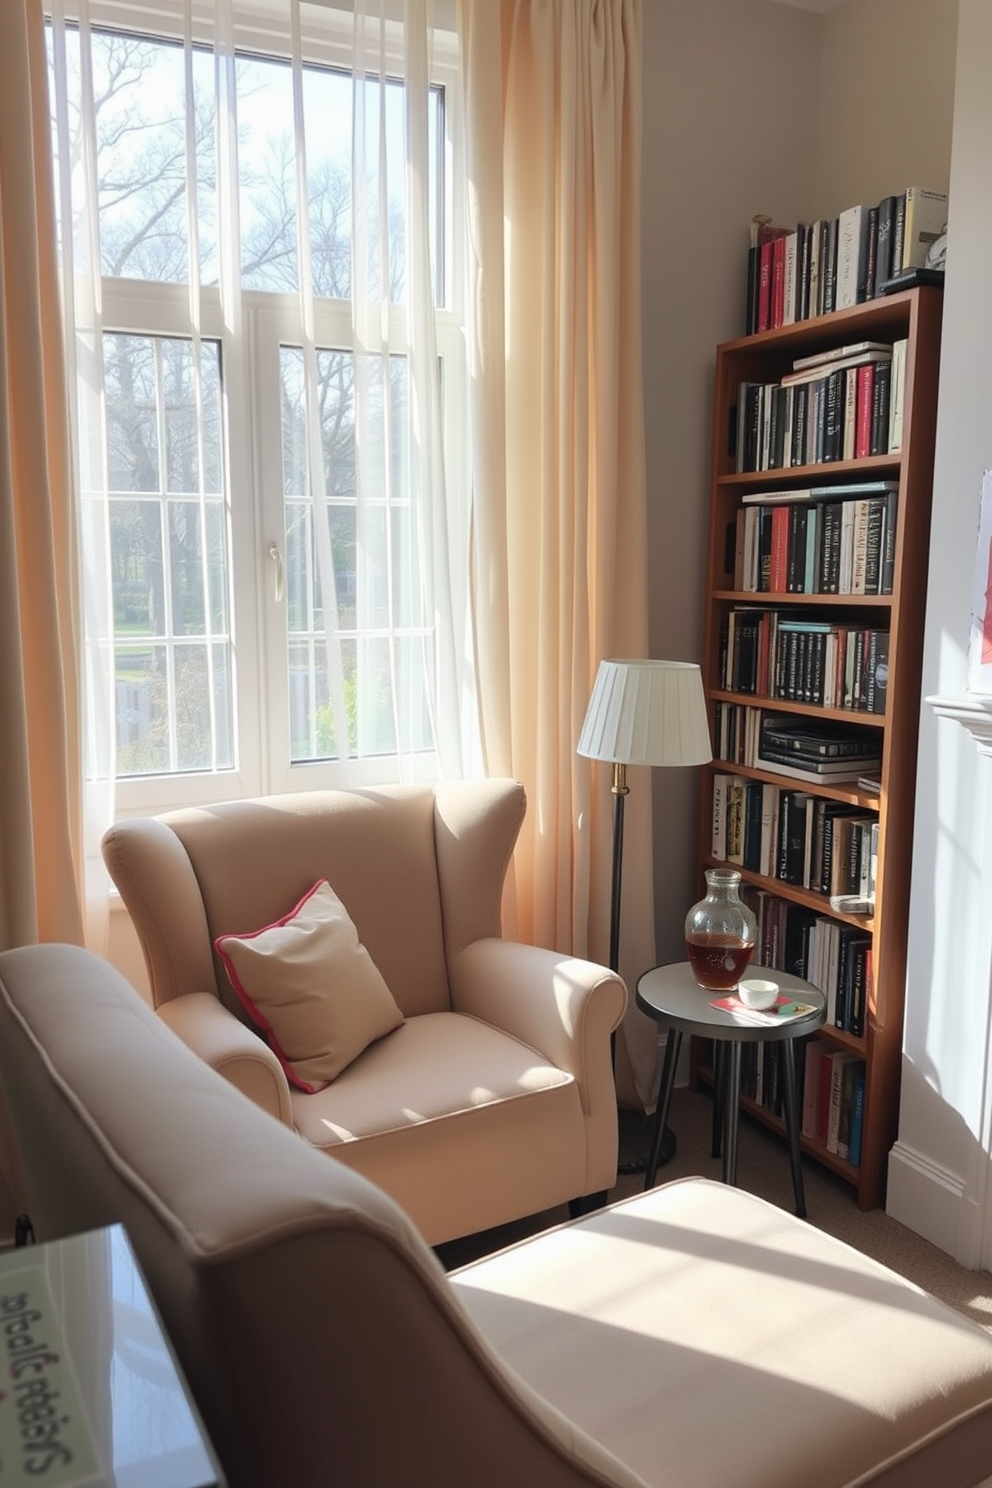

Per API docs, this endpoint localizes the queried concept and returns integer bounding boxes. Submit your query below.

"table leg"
[723,1041,742,1187]
[712,1042,725,1159]
[781,1036,807,1218]
[644,1028,682,1191]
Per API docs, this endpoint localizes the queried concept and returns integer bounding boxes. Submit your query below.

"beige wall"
[815,0,958,216]
[641,0,821,963]
[640,0,958,974]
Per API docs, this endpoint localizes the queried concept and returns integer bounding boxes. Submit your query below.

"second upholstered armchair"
[101,778,626,1245]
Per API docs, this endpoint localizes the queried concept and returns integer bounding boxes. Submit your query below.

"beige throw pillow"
[215,879,403,1092]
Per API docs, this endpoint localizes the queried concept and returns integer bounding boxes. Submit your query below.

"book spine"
[870,361,891,456]
[823,217,838,314]
[863,204,878,300]
[745,242,759,336]
[771,234,787,329]
[849,1065,866,1166]
[891,192,907,275]
[855,363,874,460]
[822,369,844,462]
[863,498,885,595]
[874,194,896,290]
[757,240,774,333]
[889,340,908,453]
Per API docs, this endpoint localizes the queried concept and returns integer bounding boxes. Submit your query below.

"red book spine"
[771,236,786,328]
[855,363,875,460]
[770,506,789,592]
[757,241,774,333]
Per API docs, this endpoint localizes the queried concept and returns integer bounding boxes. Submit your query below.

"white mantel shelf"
[927,694,992,755]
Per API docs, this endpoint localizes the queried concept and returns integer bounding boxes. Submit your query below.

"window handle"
[268,541,285,603]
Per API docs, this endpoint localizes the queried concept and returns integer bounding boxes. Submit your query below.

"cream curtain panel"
[0,0,85,1221]
[459,0,659,1108]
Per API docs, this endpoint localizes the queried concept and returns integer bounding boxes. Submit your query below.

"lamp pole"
[608,761,629,975]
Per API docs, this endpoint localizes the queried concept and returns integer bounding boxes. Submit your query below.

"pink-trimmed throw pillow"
[215,880,403,1092]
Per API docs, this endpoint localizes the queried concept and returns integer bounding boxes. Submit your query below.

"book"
[708,992,818,1026]
[891,192,906,278]
[865,630,890,715]
[780,348,892,389]
[758,747,881,777]
[870,360,892,456]
[900,186,948,271]
[741,487,819,505]
[874,194,897,290]
[822,216,838,313]
[759,716,882,759]
[836,1056,865,1161]
[792,340,891,373]
[889,339,908,452]
[827,1051,861,1153]
[802,1037,829,1138]
[836,203,871,310]
[848,1063,866,1166]
[711,772,733,859]
[756,754,874,785]
[808,480,899,500]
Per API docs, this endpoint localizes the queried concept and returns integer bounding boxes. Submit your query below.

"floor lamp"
[578,659,713,1174]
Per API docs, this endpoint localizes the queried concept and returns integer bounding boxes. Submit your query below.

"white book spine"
[836,204,865,311]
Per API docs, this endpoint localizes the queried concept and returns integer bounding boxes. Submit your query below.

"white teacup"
[738,977,779,1010]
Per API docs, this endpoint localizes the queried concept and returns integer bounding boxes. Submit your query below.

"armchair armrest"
[157,994,293,1129]
[448,939,626,1117]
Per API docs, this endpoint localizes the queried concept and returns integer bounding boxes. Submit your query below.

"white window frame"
[59,0,468,819]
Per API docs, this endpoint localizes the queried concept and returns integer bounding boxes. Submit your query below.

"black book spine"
[863,204,879,301]
[866,630,890,714]
[787,506,808,593]
[792,384,808,468]
[879,491,897,594]
[819,503,843,593]
[823,217,838,314]
[892,192,907,275]
[863,498,885,594]
[796,222,811,322]
[869,361,891,456]
[875,195,896,292]
[745,243,759,336]
[822,369,845,462]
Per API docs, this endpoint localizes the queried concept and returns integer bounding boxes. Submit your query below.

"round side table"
[636,962,826,1217]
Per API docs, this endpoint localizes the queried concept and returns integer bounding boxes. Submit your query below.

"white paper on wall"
[968,468,992,694]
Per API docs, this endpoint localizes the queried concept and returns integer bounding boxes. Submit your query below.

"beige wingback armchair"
[101,778,626,1245]
[3,943,992,1488]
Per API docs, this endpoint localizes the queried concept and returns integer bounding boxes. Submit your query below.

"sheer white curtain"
[47,0,474,946]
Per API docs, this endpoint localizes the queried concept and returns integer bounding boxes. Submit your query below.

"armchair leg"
[568,1191,608,1219]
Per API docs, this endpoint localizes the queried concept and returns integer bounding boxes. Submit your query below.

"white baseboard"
[886,1141,970,1264]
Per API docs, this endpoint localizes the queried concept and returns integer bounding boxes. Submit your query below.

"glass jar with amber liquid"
[685,868,757,991]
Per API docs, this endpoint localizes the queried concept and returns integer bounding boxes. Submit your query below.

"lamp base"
[617,1106,676,1177]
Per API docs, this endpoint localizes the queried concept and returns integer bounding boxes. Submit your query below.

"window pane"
[106,335,160,492]
[115,645,170,775]
[107,332,234,777]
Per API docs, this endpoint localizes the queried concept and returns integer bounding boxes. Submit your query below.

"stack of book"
[742,888,872,1041]
[712,771,878,901]
[734,340,908,473]
[734,479,898,595]
[720,607,890,714]
[801,1041,867,1165]
[744,186,947,336]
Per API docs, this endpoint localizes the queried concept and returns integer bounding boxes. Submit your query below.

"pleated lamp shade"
[577,659,712,767]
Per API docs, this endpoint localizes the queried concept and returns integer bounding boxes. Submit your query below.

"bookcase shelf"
[694,285,943,1210]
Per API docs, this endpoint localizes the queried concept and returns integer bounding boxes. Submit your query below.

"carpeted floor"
[436,1083,992,1338]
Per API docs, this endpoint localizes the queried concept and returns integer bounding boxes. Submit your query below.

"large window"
[49,3,468,816]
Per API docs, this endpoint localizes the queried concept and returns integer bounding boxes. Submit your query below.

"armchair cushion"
[215,879,404,1092]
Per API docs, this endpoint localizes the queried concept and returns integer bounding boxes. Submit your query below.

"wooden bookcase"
[693,286,943,1210]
